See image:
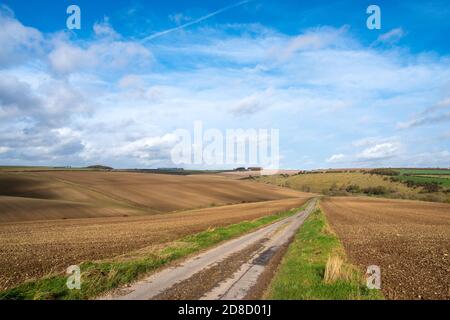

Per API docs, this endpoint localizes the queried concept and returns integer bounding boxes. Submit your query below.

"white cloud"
[326,154,345,163]
[326,138,403,166]
[104,133,179,165]
[1,8,450,168]
[0,146,10,154]
[231,88,273,116]
[278,26,351,60]
[0,126,86,162]
[48,39,152,75]
[0,75,40,118]
[93,19,120,39]
[117,74,164,101]
[357,142,401,161]
[47,22,152,76]
[0,7,43,67]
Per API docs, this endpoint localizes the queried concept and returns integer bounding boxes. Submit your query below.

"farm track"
[103,199,317,300]
[0,197,310,291]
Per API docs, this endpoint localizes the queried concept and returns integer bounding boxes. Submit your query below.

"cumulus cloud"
[0,73,90,128]
[0,126,85,162]
[107,134,179,165]
[117,74,164,101]
[48,39,152,75]
[0,6,43,68]
[0,75,40,118]
[1,6,450,168]
[326,138,403,166]
[356,142,401,161]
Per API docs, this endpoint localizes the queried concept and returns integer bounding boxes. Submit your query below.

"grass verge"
[0,203,308,300]
[265,207,383,300]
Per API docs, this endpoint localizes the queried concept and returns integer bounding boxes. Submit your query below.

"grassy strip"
[265,207,383,300]
[0,203,307,300]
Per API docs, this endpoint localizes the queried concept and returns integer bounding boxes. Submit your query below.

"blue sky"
[0,0,449,169]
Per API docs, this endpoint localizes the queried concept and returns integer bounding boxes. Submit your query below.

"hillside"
[257,170,450,203]
[0,171,310,222]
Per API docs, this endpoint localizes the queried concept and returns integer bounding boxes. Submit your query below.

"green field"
[394,174,450,187]
[391,168,450,188]
[396,168,450,175]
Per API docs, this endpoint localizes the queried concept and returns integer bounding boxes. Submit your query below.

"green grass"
[397,168,450,175]
[394,174,450,187]
[265,208,383,300]
[395,169,450,188]
[0,204,307,300]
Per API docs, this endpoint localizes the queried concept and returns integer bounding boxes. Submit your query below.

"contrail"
[141,0,254,42]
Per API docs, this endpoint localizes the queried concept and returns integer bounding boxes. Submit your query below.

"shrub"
[369,169,399,176]
[419,193,447,202]
[301,185,311,192]
[362,186,389,195]
[421,182,440,193]
[345,184,361,193]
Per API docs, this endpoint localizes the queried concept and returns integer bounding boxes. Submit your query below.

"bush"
[369,169,399,176]
[419,193,447,203]
[300,185,311,192]
[345,184,361,193]
[421,182,441,193]
[362,186,389,195]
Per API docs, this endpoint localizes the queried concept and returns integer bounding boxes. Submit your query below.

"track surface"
[104,199,317,300]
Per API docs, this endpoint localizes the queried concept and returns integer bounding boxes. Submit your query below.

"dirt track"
[0,197,309,290]
[103,199,317,300]
[321,196,450,300]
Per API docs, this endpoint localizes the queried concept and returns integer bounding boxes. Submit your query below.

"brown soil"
[0,197,309,290]
[321,196,450,300]
[0,171,309,222]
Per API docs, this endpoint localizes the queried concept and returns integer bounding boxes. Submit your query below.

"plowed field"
[0,197,310,290]
[321,197,450,299]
